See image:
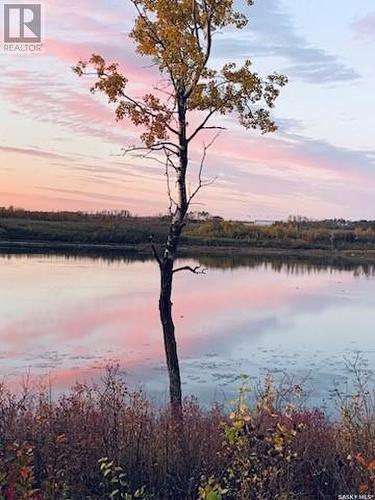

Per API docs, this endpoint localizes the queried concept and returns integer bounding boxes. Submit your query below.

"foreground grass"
[1,368,375,499]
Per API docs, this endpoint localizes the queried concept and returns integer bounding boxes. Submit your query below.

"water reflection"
[0,250,374,406]
[196,254,375,277]
[1,246,375,275]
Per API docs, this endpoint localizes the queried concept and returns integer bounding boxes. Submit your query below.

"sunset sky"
[1,0,374,220]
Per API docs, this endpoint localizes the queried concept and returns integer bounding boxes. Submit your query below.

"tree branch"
[83,64,179,136]
[188,108,218,142]
[149,236,162,267]
[192,0,202,52]
[165,154,178,215]
[129,0,180,94]
[117,88,179,136]
[173,265,206,274]
[188,132,220,203]
[122,142,180,156]
[185,8,213,99]
[201,126,226,131]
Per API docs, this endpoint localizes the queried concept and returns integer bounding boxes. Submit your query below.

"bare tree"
[74,0,287,412]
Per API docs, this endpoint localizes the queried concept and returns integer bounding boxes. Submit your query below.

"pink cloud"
[200,130,374,189]
[1,71,130,144]
[0,190,145,213]
[45,38,158,89]
[353,12,375,40]
[0,145,70,161]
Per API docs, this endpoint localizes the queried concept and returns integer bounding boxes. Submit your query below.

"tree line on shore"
[1,207,375,250]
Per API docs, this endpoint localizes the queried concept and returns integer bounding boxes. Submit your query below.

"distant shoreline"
[1,210,375,265]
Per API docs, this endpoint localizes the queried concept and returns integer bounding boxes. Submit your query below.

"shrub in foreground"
[0,368,374,499]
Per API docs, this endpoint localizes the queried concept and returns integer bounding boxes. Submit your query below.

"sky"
[0,0,375,220]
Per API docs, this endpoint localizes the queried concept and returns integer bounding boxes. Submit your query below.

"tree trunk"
[159,258,182,409]
[158,95,188,411]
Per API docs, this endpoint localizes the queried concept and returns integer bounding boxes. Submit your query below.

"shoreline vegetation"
[1,207,375,264]
[1,366,375,499]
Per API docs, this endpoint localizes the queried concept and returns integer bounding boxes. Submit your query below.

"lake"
[0,251,374,407]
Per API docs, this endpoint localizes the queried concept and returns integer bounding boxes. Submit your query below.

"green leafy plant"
[203,376,303,499]
[99,457,150,499]
[198,477,228,500]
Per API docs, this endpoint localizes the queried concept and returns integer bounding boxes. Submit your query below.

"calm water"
[0,252,374,407]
